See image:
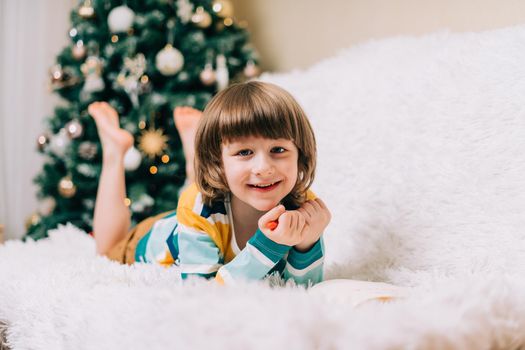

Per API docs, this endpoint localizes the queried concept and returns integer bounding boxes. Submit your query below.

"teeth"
[253,182,275,188]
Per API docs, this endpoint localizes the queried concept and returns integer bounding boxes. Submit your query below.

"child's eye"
[271,147,286,153]
[236,149,253,156]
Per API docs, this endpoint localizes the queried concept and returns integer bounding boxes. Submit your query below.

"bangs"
[212,82,300,143]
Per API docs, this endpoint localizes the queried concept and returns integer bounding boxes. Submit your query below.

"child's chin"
[252,202,280,212]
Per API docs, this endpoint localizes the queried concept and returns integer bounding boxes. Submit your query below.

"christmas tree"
[27,0,260,240]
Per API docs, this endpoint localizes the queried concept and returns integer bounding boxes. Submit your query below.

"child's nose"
[252,154,274,176]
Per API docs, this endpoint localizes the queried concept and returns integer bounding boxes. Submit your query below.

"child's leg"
[173,107,202,183]
[88,102,133,255]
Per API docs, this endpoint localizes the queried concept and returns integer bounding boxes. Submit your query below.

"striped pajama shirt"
[135,183,324,286]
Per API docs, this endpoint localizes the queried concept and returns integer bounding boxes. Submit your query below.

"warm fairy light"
[224,18,233,26]
[140,75,149,84]
[124,198,131,206]
[149,166,158,174]
[138,121,146,129]
[38,135,47,145]
[161,155,170,163]
[111,35,119,43]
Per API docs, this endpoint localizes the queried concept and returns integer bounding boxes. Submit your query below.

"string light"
[149,166,158,174]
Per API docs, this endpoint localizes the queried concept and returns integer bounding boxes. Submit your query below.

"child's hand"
[258,205,306,246]
[295,198,331,252]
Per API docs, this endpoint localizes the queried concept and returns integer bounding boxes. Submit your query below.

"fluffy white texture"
[263,26,525,284]
[3,25,525,349]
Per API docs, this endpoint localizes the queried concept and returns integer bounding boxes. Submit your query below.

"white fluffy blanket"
[3,25,525,349]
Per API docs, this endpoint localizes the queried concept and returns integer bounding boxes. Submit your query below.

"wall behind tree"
[231,0,525,72]
[0,0,76,239]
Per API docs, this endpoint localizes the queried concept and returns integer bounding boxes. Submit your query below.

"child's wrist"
[294,241,316,252]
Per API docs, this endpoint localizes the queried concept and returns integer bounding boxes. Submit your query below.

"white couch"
[1,25,525,349]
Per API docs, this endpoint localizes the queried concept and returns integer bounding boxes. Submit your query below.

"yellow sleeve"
[176,184,225,253]
[306,189,317,201]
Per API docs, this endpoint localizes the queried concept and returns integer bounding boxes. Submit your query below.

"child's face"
[221,135,299,212]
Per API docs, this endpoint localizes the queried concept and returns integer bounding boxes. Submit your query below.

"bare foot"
[88,102,133,162]
[173,106,202,183]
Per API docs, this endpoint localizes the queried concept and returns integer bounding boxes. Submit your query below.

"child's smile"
[222,136,299,213]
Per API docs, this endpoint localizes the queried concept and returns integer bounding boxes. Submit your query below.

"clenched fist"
[295,198,331,252]
[258,205,307,246]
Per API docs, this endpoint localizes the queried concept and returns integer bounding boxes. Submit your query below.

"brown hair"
[194,81,316,207]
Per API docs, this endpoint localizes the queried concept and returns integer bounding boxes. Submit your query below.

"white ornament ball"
[155,44,184,76]
[124,146,142,171]
[49,129,71,157]
[108,5,135,33]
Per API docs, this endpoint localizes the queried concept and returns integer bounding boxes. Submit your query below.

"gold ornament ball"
[199,65,216,86]
[244,61,260,78]
[78,0,95,18]
[50,64,64,83]
[191,7,212,28]
[58,176,77,198]
[25,213,42,230]
[72,41,87,60]
[65,119,84,139]
[212,0,234,18]
[37,133,49,152]
[39,197,57,216]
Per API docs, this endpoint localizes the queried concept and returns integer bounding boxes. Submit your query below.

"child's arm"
[213,207,311,284]
[282,198,331,286]
[176,205,298,284]
[283,237,325,286]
